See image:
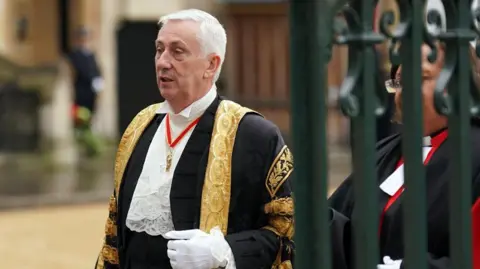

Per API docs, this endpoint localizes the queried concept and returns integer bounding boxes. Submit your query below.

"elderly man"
[95,9,294,269]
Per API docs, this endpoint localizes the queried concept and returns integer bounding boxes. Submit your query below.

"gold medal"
[165,114,201,172]
[166,148,173,172]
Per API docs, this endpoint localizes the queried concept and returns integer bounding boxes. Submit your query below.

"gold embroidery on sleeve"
[114,103,161,195]
[274,260,293,269]
[264,197,295,269]
[108,195,117,213]
[199,100,256,235]
[105,217,117,237]
[266,146,294,198]
[263,197,295,239]
[96,103,161,269]
[96,194,119,268]
[267,215,294,239]
[95,253,105,269]
[101,244,119,265]
[264,197,294,216]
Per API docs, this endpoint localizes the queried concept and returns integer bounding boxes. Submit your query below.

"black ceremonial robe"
[329,119,480,269]
[95,96,294,269]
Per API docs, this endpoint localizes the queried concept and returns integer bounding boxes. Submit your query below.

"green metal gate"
[289,0,480,268]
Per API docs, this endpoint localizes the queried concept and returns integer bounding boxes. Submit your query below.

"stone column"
[0,0,6,53]
[92,0,120,139]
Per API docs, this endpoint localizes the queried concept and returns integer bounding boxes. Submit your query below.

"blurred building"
[0,0,398,160]
[0,0,218,162]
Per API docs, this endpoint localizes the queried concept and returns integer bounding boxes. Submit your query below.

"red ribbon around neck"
[165,114,201,148]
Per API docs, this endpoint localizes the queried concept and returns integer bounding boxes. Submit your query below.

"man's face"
[394,43,448,134]
[77,35,90,48]
[155,20,211,102]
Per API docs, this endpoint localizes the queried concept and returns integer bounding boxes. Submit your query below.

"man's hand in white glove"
[377,256,402,269]
[164,227,233,269]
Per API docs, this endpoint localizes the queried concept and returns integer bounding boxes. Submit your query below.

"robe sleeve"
[326,135,400,269]
[94,193,120,269]
[398,173,480,269]
[225,124,294,269]
[329,171,480,269]
[328,177,355,269]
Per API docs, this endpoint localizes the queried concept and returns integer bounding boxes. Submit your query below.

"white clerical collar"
[156,84,217,120]
[423,136,431,147]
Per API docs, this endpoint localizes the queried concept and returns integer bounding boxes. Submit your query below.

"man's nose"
[156,52,172,70]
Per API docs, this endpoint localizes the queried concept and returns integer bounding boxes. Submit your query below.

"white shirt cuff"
[223,245,236,269]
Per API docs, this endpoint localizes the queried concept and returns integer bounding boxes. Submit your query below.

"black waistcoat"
[116,98,219,269]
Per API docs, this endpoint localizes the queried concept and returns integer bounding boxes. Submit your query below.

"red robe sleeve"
[472,198,480,269]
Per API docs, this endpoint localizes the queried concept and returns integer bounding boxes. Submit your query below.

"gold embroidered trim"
[263,225,282,236]
[266,146,294,198]
[271,239,294,269]
[96,194,118,268]
[97,103,159,269]
[95,253,104,269]
[263,198,295,239]
[115,103,161,195]
[105,217,117,237]
[108,195,117,213]
[272,260,293,269]
[266,216,295,239]
[101,244,119,265]
[199,100,254,235]
[264,197,294,216]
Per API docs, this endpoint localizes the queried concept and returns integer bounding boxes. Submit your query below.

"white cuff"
[377,256,402,269]
[209,227,237,269]
[223,245,236,269]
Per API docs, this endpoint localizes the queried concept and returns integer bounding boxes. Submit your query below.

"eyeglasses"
[385,79,402,93]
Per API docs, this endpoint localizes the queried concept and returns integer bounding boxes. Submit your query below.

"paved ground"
[0,182,346,269]
[0,203,107,269]
[0,143,351,269]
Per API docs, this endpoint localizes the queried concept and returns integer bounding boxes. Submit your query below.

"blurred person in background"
[349,54,399,149]
[94,9,294,269]
[328,0,480,268]
[68,26,104,156]
[379,63,401,139]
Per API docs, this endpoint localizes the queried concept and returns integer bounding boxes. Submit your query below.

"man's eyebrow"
[170,40,187,48]
[154,40,187,48]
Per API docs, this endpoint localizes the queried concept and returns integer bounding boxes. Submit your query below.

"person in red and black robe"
[328,1,480,268]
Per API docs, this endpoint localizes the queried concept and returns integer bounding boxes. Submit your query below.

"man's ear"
[204,54,221,79]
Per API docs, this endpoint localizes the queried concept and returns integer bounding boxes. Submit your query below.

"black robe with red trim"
[328,119,480,269]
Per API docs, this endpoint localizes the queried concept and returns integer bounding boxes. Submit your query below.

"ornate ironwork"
[334,1,385,268]
[291,0,478,268]
[427,1,477,269]
[289,1,333,268]
[335,3,386,117]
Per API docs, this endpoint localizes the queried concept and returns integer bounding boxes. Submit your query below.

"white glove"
[164,226,234,269]
[377,256,403,269]
[91,77,104,93]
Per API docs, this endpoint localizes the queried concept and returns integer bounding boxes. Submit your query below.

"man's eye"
[174,49,184,54]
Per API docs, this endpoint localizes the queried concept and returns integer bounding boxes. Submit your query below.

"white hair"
[159,9,227,82]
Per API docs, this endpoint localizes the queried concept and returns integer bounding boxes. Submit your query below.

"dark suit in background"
[68,48,102,113]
